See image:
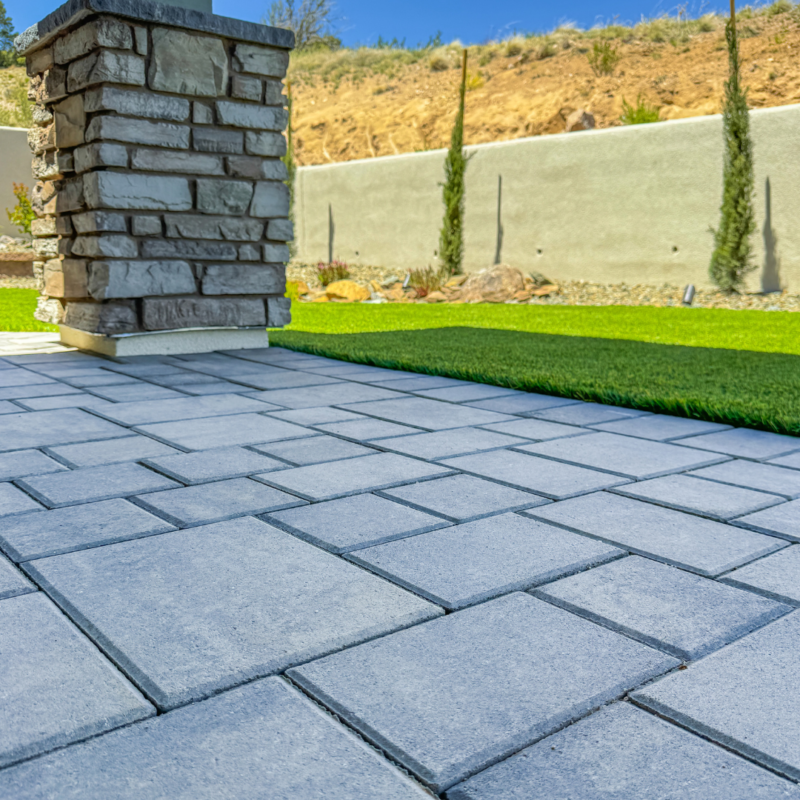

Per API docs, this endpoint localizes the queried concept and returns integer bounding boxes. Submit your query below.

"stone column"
[17,0,294,356]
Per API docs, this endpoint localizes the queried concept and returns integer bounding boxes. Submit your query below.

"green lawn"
[0,289,58,332]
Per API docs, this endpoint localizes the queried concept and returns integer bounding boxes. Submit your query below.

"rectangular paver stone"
[721,546,800,605]
[591,414,730,440]
[46,435,180,468]
[348,513,623,609]
[529,492,787,576]
[144,446,287,484]
[690,459,800,499]
[770,452,800,471]
[632,609,800,781]
[414,384,520,403]
[534,555,790,660]
[378,427,526,460]
[678,428,800,460]
[342,397,513,430]
[0,593,153,769]
[0,498,176,562]
[0,678,430,800]
[93,393,267,426]
[0,450,66,481]
[0,555,35,600]
[267,407,368,426]
[18,463,179,508]
[253,435,376,465]
[442,450,629,499]
[531,401,648,425]
[288,593,678,792]
[479,418,587,441]
[0,483,42,517]
[466,394,581,415]
[26,518,442,710]
[731,500,800,542]
[0,408,129,452]
[449,701,800,800]
[89,383,188,402]
[315,418,423,441]
[255,383,404,409]
[518,432,728,479]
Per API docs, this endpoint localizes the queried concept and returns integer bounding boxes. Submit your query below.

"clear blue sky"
[8,0,728,46]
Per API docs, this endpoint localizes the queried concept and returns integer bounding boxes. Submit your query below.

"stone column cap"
[16,0,294,54]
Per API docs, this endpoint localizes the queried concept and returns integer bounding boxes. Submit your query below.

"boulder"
[456,265,527,303]
[326,280,371,302]
[565,109,595,132]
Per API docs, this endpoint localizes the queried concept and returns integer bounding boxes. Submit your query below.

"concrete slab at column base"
[59,326,270,357]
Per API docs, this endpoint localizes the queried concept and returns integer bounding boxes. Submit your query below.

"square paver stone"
[612,474,784,520]
[0,400,24,414]
[0,483,42,517]
[690,459,800,500]
[144,446,288,484]
[0,593,153,769]
[0,408,130,452]
[0,499,176,562]
[377,427,526,460]
[0,555,35,599]
[517,432,728,479]
[15,394,116,412]
[266,493,450,553]
[18,463,179,508]
[478,418,587,441]
[0,450,66,482]
[267,406,370,426]
[632,609,800,781]
[531,401,648,426]
[721,546,800,605]
[341,396,514,430]
[0,369,59,387]
[315,418,422,441]
[89,384,188,402]
[731,499,800,542]
[591,414,730,441]
[45,435,180,468]
[534,555,790,660]
[441,450,628,499]
[347,513,623,609]
[253,435,376,465]
[413,384,520,402]
[448,701,800,800]
[26,517,442,710]
[529,492,787,576]
[252,383,403,409]
[288,592,678,793]
[0,678,430,800]
[135,478,306,526]
[770,452,800,471]
[379,474,549,522]
[372,375,471,392]
[136,413,313,451]
[465,393,581,415]
[258,453,454,501]
[678,428,800,460]
[0,384,82,402]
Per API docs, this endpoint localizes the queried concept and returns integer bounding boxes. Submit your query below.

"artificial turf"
[0,289,58,332]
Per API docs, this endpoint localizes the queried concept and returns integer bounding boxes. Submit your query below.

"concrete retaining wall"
[0,127,36,238]
[294,104,800,291]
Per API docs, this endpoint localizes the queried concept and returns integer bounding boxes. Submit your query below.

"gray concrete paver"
[465,393,581,414]
[144,446,288,483]
[0,408,131,452]
[0,450,67,481]
[0,483,42,517]
[0,555,35,600]
[252,434,376,465]
[315,417,423,441]
[46,436,181,468]
[731,499,800,542]
[479,418,588,441]
[678,428,800,460]
[591,414,730,440]
[530,401,649,425]
[378,427,526,460]
[720,546,800,605]
[690,459,800,499]
[342,396,514,430]
[771,452,800,471]
[250,382,404,409]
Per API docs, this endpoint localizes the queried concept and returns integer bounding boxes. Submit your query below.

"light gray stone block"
[19,462,179,508]
[253,434,376,465]
[148,29,228,96]
[0,555,35,600]
[632,609,800,781]
[67,50,145,91]
[216,100,286,130]
[139,413,311,451]
[535,555,790,660]
[529,492,787,576]
[88,260,196,300]
[72,234,138,258]
[259,452,453,501]
[0,498,176,562]
[202,263,284,294]
[73,142,128,172]
[53,18,133,64]
[71,209,127,233]
[592,414,731,441]
[193,127,244,153]
[63,301,139,335]
[0,593,154,769]
[233,43,290,76]
[518,432,728,479]
[0,450,66,481]
[245,130,286,156]
[267,218,293,240]
[84,172,192,211]
[259,382,404,408]
[141,240,237,259]
[0,678,430,800]
[381,475,549,522]
[267,296,291,328]
[613,474,784,520]
[261,159,288,180]
[0,408,129,452]
[262,242,291,262]
[46,435,180,468]
[348,513,622,609]
[442,450,628,499]
[288,592,678,792]
[27,518,442,710]
[0,483,43,517]
[679,428,800,460]
[86,116,190,148]
[466,394,581,414]
[53,93,85,148]
[142,297,267,330]
[131,215,162,236]
[231,73,263,101]
[691,459,800,499]
[238,243,260,260]
[721,546,800,605]
[93,393,266,426]
[771,452,800,470]
[267,493,449,553]
[251,181,290,218]
[164,214,263,241]
[731,500,800,542]
[136,477,304,526]
[379,427,526,460]
[448,701,800,800]
[196,179,254,215]
[84,86,190,120]
[316,418,422,441]
[131,148,223,173]
[144,446,287,484]
[531,401,648,425]
[479,418,587,441]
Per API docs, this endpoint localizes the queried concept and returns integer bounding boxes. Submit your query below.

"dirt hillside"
[287,5,800,166]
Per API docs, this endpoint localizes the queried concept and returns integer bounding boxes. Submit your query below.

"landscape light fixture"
[682,284,696,306]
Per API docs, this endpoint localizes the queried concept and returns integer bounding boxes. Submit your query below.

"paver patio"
[0,341,799,797]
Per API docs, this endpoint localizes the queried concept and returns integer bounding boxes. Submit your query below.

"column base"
[59,326,271,357]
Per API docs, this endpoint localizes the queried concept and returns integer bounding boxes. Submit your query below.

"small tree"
[283,80,297,257]
[6,183,34,236]
[266,0,336,50]
[709,0,755,293]
[439,49,471,276]
[0,2,15,52]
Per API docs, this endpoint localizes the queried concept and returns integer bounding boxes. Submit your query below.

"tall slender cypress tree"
[439,49,470,276]
[283,80,297,257]
[709,0,755,293]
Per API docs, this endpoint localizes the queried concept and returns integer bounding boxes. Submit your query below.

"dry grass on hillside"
[288,2,800,165]
[0,67,31,128]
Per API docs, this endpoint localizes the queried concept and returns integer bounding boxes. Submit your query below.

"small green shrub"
[408,266,446,297]
[765,0,792,14]
[317,260,350,286]
[6,183,34,235]
[620,95,661,124]
[587,40,620,76]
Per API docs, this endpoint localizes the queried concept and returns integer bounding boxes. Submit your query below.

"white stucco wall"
[295,104,800,291]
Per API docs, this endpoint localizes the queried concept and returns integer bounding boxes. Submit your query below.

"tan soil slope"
[288,9,800,166]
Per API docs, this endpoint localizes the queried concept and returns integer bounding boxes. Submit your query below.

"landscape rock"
[148,29,228,97]
[326,280,371,302]
[565,108,595,132]
[457,265,526,303]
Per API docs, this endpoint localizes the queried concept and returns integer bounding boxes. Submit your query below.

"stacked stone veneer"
[20,4,293,336]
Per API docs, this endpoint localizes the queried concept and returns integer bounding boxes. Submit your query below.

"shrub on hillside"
[620,95,661,125]
[587,40,620,76]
